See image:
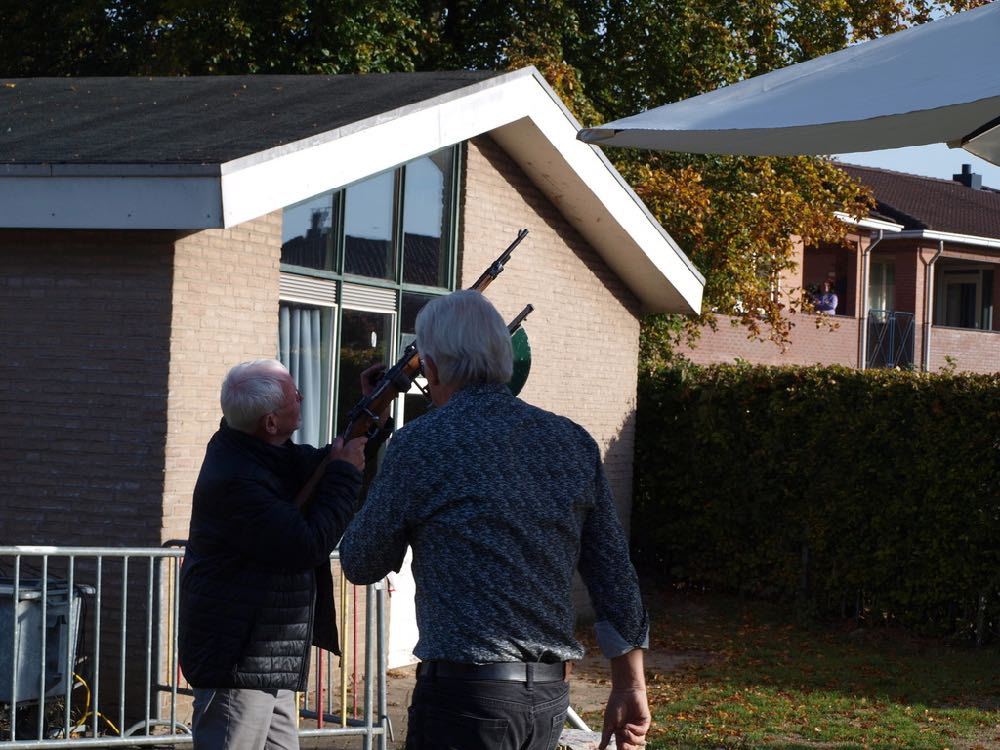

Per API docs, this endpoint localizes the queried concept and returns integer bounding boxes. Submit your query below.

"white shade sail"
[578,2,1000,166]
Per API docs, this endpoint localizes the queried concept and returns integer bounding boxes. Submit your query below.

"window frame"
[277,144,462,441]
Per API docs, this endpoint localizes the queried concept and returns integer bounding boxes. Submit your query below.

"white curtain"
[278,304,325,447]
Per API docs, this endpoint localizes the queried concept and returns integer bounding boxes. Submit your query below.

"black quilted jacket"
[178,420,361,691]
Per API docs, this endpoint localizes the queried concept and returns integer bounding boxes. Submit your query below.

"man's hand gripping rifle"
[294,229,533,510]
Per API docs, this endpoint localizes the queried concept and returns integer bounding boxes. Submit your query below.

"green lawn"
[590,589,999,750]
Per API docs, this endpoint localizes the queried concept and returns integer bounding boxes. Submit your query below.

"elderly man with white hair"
[340,290,650,750]
[179,358,369,750]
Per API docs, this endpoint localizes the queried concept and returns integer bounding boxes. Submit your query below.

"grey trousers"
[192,687,299,750]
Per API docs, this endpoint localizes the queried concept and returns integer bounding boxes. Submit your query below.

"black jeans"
[405,675,569,750]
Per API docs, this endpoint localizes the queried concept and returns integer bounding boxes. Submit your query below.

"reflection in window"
[281,193,337,271]
[344,172,395,280]
[278,302,334,446]
[337,309,394,435]
[401,291,435,336]
[399,291,436,427]
[868,260,895,320]
[403,152,453,287]
[279,145,458,437]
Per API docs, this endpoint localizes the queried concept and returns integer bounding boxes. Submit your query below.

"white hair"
[416,290,513,388]
[221,359,290,432]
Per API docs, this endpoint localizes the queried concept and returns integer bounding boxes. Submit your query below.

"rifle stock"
[294,230,531,511]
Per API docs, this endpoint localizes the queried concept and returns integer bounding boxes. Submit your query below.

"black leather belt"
[416,661,566,683]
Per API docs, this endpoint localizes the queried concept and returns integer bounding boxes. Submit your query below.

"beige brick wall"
[0,230,174,546]
[1,152,646,550]
[0,215,283,547]
[161,213,284,543]
[461,136,643,536]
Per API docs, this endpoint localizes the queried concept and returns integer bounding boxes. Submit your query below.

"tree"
[409,0,985,356]
[479,0,987,359]
[1,0,990,354]
[0,0,428,76]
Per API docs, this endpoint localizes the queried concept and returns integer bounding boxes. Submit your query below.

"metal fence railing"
[866,310,915,369]
[0,545,388,749]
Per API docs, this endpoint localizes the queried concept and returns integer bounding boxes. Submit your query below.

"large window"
[277,146,459,445]
[868,259,895,320]
[935,266,995,330]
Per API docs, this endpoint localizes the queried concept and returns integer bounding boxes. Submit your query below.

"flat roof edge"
[0,173,223,229]
[1,162,222,178]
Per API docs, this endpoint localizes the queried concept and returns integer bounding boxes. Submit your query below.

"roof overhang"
[834,211,1000,248]
[218,68,703,314]
[833,211,904,233]
[0,68,702,314]
[885,228,1000,250]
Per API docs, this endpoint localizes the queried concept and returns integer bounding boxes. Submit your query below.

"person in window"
[816,279,839,315]
[339,290,650,750]
[178,359,368,750]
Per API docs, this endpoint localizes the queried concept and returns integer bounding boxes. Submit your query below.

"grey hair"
[221,359,289,432]
[416,290,513,388]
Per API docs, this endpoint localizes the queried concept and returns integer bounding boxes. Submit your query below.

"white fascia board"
[221,69,704,314]
[218,71,544,226]
[489,85,704,314]
[833,211,904,232]
[834,214,1000,248]
[0,165,222,229]
[886,228,1000,250]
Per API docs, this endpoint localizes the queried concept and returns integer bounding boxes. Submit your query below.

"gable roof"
[2,72,502,164]
[839,163,1000,240]
[0,68,704,314]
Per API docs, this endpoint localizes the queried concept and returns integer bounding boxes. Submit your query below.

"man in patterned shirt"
[339,290,650,750]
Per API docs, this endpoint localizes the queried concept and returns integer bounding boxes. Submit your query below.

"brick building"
[682,163,1000,373]
[0,69,703,667]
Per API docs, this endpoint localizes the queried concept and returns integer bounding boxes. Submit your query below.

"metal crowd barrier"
[0,545,388,748]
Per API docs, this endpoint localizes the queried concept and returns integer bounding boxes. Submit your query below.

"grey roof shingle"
[839,163,1000,239]
[0,72,502,165]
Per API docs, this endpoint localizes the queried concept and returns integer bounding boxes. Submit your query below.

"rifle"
[294,229,531,510]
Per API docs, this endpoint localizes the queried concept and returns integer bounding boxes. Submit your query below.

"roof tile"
[839,163,1000,240]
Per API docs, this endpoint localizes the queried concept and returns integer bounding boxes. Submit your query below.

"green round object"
[508,327,532,396]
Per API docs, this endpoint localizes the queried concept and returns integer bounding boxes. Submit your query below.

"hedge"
[633,362,1000,643]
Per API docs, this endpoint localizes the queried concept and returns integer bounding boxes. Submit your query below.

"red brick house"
[682,163,1000,373]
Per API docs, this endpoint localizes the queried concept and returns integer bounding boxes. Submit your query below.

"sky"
[833,143,1000,189]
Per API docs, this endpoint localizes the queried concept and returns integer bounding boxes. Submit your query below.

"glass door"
[868,259,895,321]
[337,308,396,436]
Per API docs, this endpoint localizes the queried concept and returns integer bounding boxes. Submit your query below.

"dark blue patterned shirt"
[339,382,648,663]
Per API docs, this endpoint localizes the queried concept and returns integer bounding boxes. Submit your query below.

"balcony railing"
[866,310,915,369]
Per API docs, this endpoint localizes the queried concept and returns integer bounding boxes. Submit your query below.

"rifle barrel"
[471,228,528,291]
[507,304,534,334]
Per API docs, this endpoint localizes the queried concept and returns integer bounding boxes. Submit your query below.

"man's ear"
[261,412,278,435]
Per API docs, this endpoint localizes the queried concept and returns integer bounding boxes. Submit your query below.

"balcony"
[866,310,914,369]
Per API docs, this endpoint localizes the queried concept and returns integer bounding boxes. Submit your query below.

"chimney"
[953,163,982,190]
